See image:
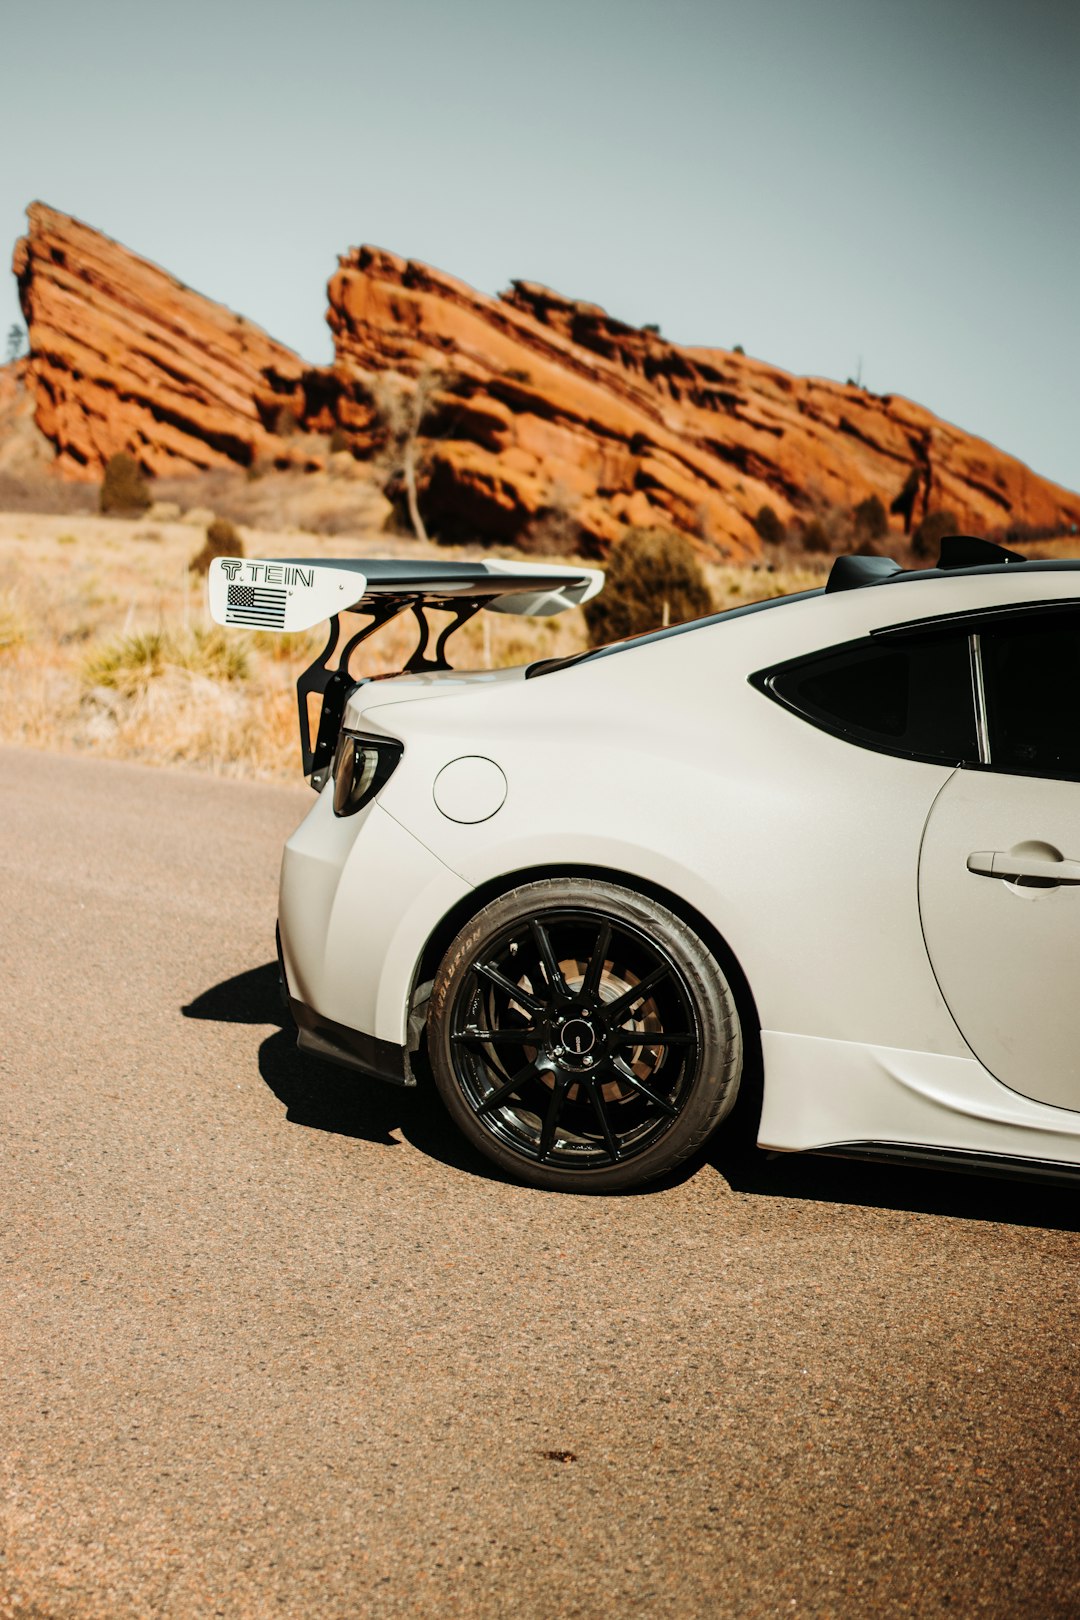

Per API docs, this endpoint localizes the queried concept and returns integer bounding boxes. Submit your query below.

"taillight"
[331,733,402,817]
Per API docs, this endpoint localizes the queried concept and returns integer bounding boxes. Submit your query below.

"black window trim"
[870,598,1077,641]
[749,632,980,769]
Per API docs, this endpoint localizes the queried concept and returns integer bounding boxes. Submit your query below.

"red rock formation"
[10,206,1080,557]
[12,203,310,479]
[311,246,1080,557]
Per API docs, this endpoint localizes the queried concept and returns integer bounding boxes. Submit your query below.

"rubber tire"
[428,878,743,1193]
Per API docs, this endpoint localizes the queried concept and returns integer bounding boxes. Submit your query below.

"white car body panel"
[279,790,470,1043]
[359,618,967,1057]
[920,769,1080,1111]
[758,1034,1080,1159]
[251,549,1080,1182]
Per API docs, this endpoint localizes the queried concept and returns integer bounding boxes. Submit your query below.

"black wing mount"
[298,596,486,787]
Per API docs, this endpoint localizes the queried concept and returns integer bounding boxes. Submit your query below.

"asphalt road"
[1,746,1077,1620]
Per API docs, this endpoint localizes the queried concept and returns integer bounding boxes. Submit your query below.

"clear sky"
[3,0,1077,489]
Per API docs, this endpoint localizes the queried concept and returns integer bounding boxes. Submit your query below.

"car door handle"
[967,850,1080,884]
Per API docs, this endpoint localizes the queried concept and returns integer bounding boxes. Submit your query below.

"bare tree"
[371,366,447,544]
[5,323,25,364]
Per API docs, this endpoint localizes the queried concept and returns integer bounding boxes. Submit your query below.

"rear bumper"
[274,921,411,1084]
[290,994,412,1085]
[277,787,471,1051]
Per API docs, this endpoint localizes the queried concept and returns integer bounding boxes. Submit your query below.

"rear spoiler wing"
[207,556,603,783]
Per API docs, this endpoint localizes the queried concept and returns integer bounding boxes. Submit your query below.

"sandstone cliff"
[11,206,1080,557]
[13,203,310,479]
[296,246,1080,556]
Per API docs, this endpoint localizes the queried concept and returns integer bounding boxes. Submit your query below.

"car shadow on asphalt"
[185,963,1080,1226]
[183,961,519,1183]
[712,1141,1080,1231]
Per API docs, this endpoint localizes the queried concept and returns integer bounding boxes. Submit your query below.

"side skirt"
[821,1141,1080,1189]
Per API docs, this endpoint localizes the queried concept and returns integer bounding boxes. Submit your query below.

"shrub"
[182,626,250,683]
[997,520,1077,546]
[84,626,249,694]
[189,517,243,574]
[800,518,831,555]
[584,528,713,648]
[99,452,151,516]
[852,495,888,542]
[912,509,960,561]
[84,629,170,690]
[754,504,786,545]
[518,480,587,556]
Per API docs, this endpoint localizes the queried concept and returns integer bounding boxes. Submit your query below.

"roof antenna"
[825,554,903,593]
[936,535,1025,570]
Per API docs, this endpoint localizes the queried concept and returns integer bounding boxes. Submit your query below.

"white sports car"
[210,537,1080,1193]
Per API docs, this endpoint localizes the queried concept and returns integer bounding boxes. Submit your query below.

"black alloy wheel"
[429,879,743,1192]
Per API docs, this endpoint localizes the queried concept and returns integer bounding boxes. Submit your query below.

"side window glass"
[982,613,1080,780]
[766,635,977,763]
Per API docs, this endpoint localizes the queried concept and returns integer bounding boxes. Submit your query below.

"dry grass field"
[0,506,828,781]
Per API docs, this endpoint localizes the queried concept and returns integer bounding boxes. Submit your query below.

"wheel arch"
[409,863,763,1109]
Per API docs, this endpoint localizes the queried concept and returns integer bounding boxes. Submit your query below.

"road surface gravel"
[1,746,1077,1619]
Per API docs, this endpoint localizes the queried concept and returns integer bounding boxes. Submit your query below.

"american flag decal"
[226,583,288,627]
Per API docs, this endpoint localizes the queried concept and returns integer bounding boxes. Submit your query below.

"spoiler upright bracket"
[402,599,483,674]
[299,597,486,787]
[298,603,402,787]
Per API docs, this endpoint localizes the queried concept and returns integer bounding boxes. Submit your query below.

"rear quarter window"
[755,634,978,765]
